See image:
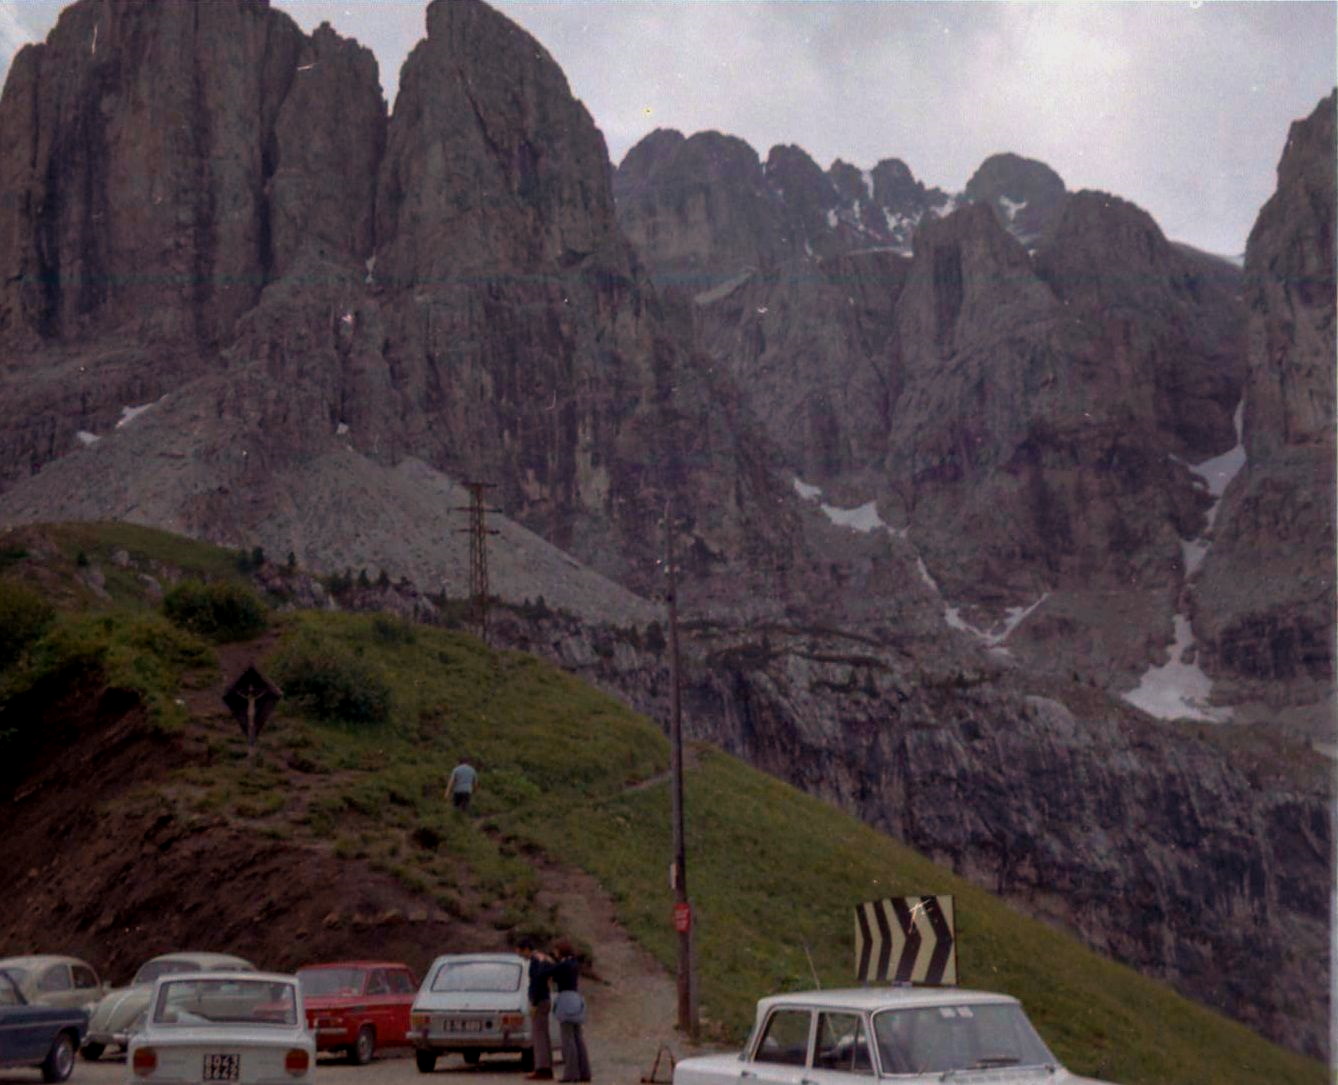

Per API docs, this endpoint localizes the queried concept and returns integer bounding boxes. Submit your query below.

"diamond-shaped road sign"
[855,896,958,986]
[223,665,283,748]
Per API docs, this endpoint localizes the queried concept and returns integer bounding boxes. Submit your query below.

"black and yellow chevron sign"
[854,896,958,986]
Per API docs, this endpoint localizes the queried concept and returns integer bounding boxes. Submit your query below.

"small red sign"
[673,901,692,933]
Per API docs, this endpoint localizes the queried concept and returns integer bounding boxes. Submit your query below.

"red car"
[297,961,418,1065]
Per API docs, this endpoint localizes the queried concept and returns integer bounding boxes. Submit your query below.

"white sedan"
[126,973,314,1085]
[674,987,1116,1085]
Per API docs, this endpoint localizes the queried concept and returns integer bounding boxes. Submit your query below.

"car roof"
[427,953,523,966]
[147,952,253,966]
[757,987,1020,1013]
[0,955,89,970]
[298,961,411,970]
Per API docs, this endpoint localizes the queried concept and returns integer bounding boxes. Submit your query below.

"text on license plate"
[444,1019,484,1032]
[203,1054,240,1081]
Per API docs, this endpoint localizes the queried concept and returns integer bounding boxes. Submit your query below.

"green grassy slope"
[0,523,1323,1085]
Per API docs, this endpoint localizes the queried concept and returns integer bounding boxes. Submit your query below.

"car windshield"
[0,967,27,986]
[152,979,298,1027]
[134,959,205,985]
[430,962,521,993]
[298,969,365,997]
[872,1003,1056,1075]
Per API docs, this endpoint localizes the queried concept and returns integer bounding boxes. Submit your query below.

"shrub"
[372,614,417,646]
[0,580,54,670]
[163,579,268,643]
[273,636,393,726]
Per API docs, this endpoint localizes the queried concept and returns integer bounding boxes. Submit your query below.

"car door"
[742,1007,814,1085]
[804,1012,879,1085]
[365,969,394,1044]
[0,976,49,1062]
[386,969,416,1046]
[72,964,103,1005]
[34,963,76,1010]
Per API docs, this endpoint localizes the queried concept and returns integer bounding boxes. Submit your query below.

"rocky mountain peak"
[376,0,615,284]
[963,151,1067,243]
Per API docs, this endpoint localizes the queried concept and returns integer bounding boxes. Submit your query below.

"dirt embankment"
[1,660,704,1074]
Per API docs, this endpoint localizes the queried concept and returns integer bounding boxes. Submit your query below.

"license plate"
[203,1054,240,1081]
[446,1019,484,1033]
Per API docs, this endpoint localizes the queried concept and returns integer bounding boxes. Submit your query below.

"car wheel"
[80,1043,105,1062]
[42,1033,76,1083]
[462,1050,481,1066]
[415,1050,438,1074]
[518,1048,534,1072]
[351,1026,376,1066]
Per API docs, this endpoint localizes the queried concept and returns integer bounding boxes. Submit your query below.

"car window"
[389,970,416,995]
[430,962,521,993]
[38,965,72,992]
[73,966,100,990]
[872,1003,1055,1075]
[754,1008,812,1067]
[134,959,203,984]
[153,978,298,1027]
[367,971,390,995]
[298,969,365,997]
[814,1012,874,1075]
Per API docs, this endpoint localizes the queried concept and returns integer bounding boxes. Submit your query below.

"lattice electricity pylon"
[453,481,499,644]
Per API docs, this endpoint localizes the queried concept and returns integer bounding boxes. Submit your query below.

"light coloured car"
[82,952,254,1060]
[0,956,105,1011]
[126,972,313,1085]
[409,953,558,1072]
[674,987,1117,1085]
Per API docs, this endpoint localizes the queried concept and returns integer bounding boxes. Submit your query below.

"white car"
[84,952,255,1059]
[126,972,314,1085]
[674,987,1116,1085]
[409,953,558,1072]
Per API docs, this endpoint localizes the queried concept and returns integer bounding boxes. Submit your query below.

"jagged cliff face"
[1193,91,1336,730]
[0,0,804,609]
[622,129,1249,685]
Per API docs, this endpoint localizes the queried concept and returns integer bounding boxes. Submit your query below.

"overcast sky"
[4,0,1334,255]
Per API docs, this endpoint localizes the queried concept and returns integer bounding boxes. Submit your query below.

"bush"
[0,580,55,670]
[273,636,393,726]
[163,580,268,643]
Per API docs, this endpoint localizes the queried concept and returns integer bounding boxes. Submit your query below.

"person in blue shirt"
[445,757,478,812]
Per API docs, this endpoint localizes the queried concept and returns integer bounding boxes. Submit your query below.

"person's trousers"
[559,1021,590,1082]
[532,999,552,1070]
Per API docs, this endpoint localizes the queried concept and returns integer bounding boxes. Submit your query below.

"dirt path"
[532,858,713,1082]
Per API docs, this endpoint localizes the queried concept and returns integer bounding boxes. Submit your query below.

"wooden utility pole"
[665,500,697,1039]
[454,481,499,644]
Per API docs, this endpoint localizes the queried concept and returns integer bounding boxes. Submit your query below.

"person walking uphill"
[551,939,590,1083]
[518,938,554,1080]
[445,756,478,812]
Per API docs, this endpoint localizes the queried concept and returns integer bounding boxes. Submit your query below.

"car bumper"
[85,1030,131,1048]
[412,1029,533,1051]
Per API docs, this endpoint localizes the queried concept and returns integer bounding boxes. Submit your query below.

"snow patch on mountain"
[1122,615,1232,722]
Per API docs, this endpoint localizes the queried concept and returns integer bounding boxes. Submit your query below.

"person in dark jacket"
[551,939,590,1083]
[518,937,555,1080]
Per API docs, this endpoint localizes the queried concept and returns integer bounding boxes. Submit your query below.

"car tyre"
[415,1050,438,1074]
[519,1048,534,1072]
[462,1050,481,1066]
[42,1033,76,1083]
[351,1026,376,1066]
[80,1043,105,1062]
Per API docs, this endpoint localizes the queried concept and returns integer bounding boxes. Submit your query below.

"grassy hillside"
[0,522,1324,1085]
